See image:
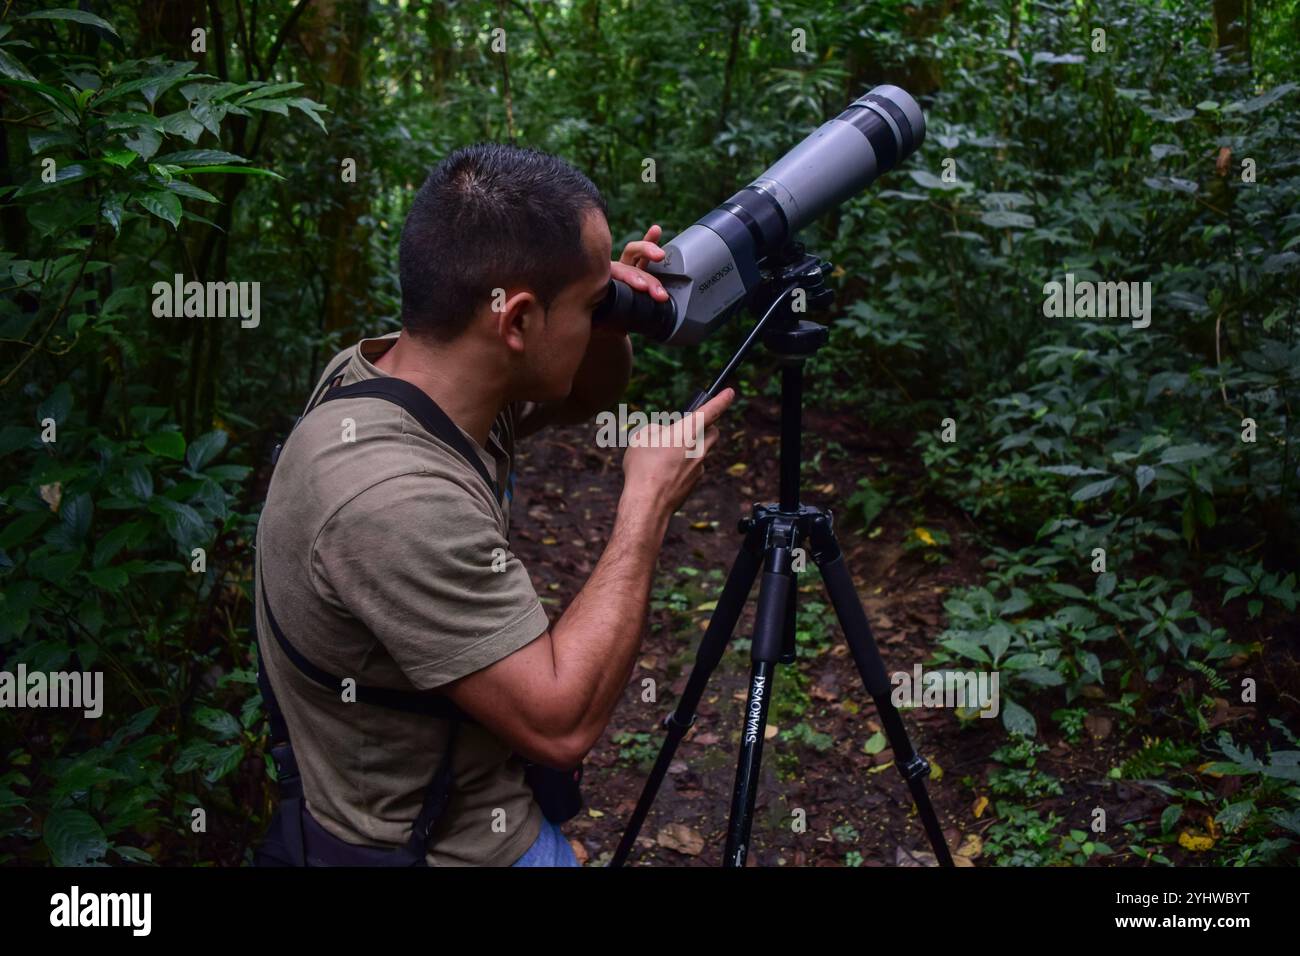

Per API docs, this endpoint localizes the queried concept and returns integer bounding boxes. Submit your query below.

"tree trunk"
[1213,0,1249,59]
[302,0,373,337]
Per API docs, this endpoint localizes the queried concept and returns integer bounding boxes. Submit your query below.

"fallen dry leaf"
[569,839,589,865]
[1178,829,1215,852]
[973,796,990,819]
[656,823,706,856]
[1084,713,1113,740]
[956,833,983,860]
[894,846,939,867]
[38,482,62,513]
[1216,145,1231,177]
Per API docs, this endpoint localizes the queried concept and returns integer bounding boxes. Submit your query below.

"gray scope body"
[594,85,925,344]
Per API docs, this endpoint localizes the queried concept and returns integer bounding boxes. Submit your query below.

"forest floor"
[508,393,1188,868]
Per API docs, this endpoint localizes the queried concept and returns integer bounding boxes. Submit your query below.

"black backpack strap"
[255,648,308,865]
[317,377,503,505]
[256,363,504,863]
[258,563,474,721]
[255,559,472,864]
[406,721,461,858]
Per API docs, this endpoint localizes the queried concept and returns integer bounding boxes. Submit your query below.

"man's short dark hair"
[398,143,608,341]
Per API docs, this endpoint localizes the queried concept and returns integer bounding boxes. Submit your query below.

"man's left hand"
[610,224,670,303]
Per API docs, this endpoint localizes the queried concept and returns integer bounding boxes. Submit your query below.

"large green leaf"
[178,164,284,180]
[44,809,109,866]
[143,430,186,460]
[1071,477,1119,501]
[154,149,248,166]
[186,430,228,471]
[20,8,118,36]
[1001,699,1037,737]
[1159,444,1216,466]
[0,47,36,82]
[136,191,182,229]
[123,126,162,161]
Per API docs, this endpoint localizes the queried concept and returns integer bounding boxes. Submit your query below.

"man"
[255,142,734,866]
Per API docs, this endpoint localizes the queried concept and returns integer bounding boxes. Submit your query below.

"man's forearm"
[548,488,669,748]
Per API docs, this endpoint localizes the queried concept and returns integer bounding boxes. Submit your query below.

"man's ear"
[491,290,542,353]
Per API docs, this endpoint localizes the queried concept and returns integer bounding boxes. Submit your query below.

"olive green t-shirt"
[254,332,548,866]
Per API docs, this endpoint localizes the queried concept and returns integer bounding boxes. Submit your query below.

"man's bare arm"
[444,490,667,767]
[444,388,735,767]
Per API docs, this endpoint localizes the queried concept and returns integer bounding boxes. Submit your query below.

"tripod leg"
[779,568,797,665]
[809,515,955,866]
[723,534,796,867]
[610,520,764,867]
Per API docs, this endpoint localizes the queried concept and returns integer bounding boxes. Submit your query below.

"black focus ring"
[836,105,898,172]
[724,182,789,252]
[864,94,917,153]
[722,200,765,252]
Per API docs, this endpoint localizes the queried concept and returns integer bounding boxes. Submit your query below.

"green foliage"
[845,477,890,531]
[1111,724,1300,865]
[1,0,1297,868]
[986,738,1063,800]
[0,8,324,864]
[610,731,658,769]
[781,720,833,753]
[983,804,1069,867]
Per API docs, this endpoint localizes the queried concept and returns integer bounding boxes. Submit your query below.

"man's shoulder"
[268,414,497,547]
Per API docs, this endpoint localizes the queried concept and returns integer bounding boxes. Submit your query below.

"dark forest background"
[0,0,1297,866]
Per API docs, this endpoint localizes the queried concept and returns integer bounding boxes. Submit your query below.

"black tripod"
[611,242,954,868]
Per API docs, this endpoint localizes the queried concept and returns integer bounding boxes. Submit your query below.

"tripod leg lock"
[900,753,931,783]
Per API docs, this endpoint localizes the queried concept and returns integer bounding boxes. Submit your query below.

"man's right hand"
[620,387,735,519]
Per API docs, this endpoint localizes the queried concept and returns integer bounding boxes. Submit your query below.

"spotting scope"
[593,85,925,343]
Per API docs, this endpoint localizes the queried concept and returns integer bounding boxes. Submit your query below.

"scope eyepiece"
[591,277,677,340]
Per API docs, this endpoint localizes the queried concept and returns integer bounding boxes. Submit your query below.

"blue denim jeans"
[511,818,580,867]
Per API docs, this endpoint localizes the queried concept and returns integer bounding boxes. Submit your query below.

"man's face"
[516,207,611,402]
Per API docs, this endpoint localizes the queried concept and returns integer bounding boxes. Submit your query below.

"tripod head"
[749,240,834,360]
[684,237,834,413]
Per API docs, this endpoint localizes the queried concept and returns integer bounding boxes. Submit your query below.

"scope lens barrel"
[723,84,926,262]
